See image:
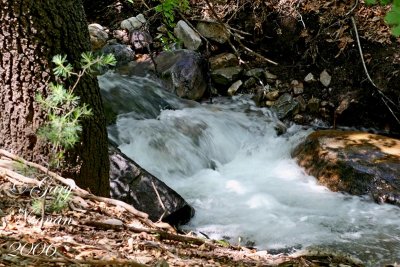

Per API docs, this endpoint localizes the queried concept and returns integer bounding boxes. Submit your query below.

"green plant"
[125,0,189,50]
[365,0,400,36]
[13,161,38,177]
[36,52,116,168]
[31,186,72,215]
[154,0,189,28]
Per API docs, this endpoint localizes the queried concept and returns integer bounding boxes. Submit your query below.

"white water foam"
[103,74,400,265]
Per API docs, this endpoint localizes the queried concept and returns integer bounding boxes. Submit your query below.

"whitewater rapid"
[100,73,400,265]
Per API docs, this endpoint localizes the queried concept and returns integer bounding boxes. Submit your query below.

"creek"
[100,72,400,266]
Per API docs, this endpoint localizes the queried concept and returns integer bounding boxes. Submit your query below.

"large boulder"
[109,142,195,226]
[292,130,400,206]
[155,49,208,100]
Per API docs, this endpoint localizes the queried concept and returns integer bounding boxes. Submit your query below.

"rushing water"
[100,72,400,266]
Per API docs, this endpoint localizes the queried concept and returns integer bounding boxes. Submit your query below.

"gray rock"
[227,80,243,96]
[174,20,202,50]
[270,93,299,119]
[209,53,237,70]
[304,72,315,83]
[320,69,331,87]
[136,13,146,24]
[245,68,264,79]
[101,44,135,66]
[89,24,108,50]
[291,80,304,95]
[109,142,195,226]
[242,77,257,89]
[292,130,400,207]
[155,49,208,100]
[264,71,277,80]
[211,66,243,85]
[121,16,143,32]
[196,21,230,44]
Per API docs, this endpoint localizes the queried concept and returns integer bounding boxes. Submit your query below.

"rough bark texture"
[0,0,110,196]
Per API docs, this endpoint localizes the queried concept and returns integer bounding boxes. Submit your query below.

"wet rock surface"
[109,142,195,226]
[292,130,400,206]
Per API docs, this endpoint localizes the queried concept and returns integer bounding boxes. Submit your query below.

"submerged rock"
[109,142,195,226]
[292,130,400,206]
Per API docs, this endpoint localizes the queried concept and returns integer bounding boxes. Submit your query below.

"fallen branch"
[0,149,152,222]
[151,181,167,222]
[83,220,209,246]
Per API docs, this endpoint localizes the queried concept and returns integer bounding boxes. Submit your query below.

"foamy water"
[100,73,400,266]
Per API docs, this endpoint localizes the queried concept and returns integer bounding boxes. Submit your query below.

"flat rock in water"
[292,130,400,206]
[109,142,195,226]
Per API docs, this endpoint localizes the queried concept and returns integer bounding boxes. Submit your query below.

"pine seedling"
[36,52,116,168]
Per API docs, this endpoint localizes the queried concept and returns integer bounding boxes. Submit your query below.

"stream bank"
[86,0,400,135]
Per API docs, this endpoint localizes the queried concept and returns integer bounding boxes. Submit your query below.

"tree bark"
[0,0,110,196]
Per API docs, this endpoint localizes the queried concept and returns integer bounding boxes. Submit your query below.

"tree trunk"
[0,0,110,196]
